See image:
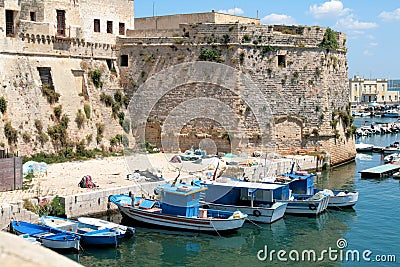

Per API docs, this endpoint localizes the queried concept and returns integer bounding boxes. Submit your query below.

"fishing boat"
[10,220,80,251]
[278,167,358,209]
[193,178,288,224]
[41,216,119,247]
[19,233,42,245]
[355,143,374,152]
[109,182,247,233]
[383,153,400,163]
[262,170,330,215]
[77,217,135,238]
[313,189,359,208]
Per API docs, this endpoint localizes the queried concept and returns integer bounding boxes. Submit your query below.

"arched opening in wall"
[274,115,304,154]
[142,82,266,154]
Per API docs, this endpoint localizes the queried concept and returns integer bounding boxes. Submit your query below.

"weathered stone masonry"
[0,2,356,166]
[118,21,356,165]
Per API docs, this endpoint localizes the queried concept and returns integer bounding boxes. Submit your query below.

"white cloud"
[379,8,400,21]
[261,14,296,25]
[218,8,244,15]
[335,15,378,30]
[309,0,350,19]
[369,42,378,47]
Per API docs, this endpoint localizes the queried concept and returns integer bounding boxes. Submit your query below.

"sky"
[134,0,400,79]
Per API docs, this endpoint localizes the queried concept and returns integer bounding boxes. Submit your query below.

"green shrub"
[22,132,31,143]
[91,70,103,88]
[118,112,125,126]
[41,84,60,104]
[100,93,114,107]
[50,195,65,217]
[198,48,220,62]
[83,104,91,119]
[318,27,338,51]
[53,105,62,121]
[4,122,18,144]
[38,132,49,145]
[75,109,86,129]
[242,35,251,42]
[34,119,43,132]
[0,97,7,114]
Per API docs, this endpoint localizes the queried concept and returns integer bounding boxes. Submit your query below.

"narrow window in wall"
[37,67,54,90]
[56,10,66,36]
[278,55,286,68]
[5,10,14,36]
[94,19,100,32]
[120,55,128,67]
[119,23,125,35]
[30,12,36,21]
[107,21,113,34]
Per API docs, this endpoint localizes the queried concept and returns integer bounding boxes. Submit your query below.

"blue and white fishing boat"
[109,182,247,233]
[77,217,135,238]
[277,167,358,209]
[11,220,80,251]
[193,178,288,224]
[261,170,330,215]
[41,216,119,247]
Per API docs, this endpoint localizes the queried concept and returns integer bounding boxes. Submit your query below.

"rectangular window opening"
[56,10,66,36]
[119,23,125,35]
[278,55,286,68]
[107,21,113,34]
[120,55,128,67]
[5,10,15,36]
[37,67,54,90]
[30,12,36,21]
[94,19,100,32]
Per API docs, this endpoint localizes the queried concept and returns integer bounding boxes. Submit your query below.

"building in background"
[349,76,399,105]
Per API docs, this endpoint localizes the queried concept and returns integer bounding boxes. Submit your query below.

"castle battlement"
[126,23,346,52]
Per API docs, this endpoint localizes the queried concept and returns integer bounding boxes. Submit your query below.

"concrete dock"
[359,164,400,178]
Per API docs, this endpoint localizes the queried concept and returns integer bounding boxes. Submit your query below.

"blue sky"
[135,0,400,79]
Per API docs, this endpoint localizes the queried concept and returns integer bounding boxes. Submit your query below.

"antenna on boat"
[212,161,220,180]
[171,168,181,187]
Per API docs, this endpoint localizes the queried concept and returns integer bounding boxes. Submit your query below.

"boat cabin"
[196,178,290,206]
[280,172,315,195]
[157,183,207,217]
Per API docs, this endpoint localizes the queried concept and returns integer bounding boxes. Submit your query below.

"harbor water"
[67,117,399,266]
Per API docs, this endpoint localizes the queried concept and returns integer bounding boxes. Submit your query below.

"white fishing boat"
[77,217,135,238]
[109,182,247,233]
[314,189,359,208]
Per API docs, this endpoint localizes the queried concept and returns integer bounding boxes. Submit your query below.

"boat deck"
[359,164,400,178]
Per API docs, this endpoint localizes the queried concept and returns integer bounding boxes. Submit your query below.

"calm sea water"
[66,117,400,266]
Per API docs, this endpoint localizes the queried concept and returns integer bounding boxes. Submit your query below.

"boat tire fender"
[309,203,317,210]
[253,210,261,217]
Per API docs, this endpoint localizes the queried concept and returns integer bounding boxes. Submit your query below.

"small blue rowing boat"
[11,220,80,251]
[41,216,119,247]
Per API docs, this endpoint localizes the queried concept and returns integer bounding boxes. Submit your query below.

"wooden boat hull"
[203,202,287,224]
[277,195,330,215]
[77,217,135,238]
[41,216,119,247]
[314,189,358,208]
[11,221,80,251]
[110,195,246,232]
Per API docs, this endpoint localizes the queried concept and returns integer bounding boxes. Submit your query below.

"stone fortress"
[0,1,356,166]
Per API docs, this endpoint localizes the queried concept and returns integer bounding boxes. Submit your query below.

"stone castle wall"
[117,24,355,165]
